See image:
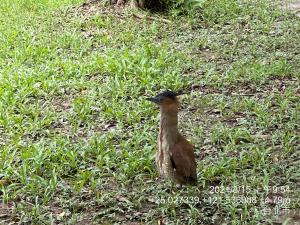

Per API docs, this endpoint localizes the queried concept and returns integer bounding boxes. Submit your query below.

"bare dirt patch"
[281,0,300,17]
[183,76,299,98]
[0,202,14,224]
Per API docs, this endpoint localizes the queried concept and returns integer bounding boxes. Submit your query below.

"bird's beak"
[146,97,160,104]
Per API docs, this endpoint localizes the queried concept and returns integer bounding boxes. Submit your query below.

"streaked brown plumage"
[147,91,197,185]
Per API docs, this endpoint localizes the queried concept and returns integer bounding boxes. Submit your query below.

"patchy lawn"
[0,0,299,224]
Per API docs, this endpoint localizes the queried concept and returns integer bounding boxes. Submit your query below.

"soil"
[283,0,300,17]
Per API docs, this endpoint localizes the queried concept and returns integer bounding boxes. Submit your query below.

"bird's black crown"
[146,90,184,104]
[156,90,179,99]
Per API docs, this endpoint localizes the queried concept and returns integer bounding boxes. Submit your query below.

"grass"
[0,0,299,224]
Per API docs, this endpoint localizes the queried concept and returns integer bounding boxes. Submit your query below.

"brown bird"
[146,90,197,185]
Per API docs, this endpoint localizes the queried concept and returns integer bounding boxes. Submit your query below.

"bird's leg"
[171,182,176,194]
[170,183,182,194]
[116,0,126,6]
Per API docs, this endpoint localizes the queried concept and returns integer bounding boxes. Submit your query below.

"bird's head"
[146,90,183,110]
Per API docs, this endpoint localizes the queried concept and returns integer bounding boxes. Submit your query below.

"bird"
[146,90,197,186]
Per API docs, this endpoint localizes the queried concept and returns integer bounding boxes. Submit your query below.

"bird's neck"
[159,108,179,146]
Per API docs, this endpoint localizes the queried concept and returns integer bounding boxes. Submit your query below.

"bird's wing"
[169,136,197,183]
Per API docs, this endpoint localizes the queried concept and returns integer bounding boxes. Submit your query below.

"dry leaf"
[57,211,66,220]
[0,180,9,186]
